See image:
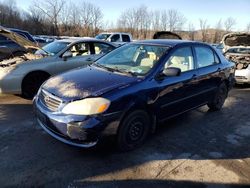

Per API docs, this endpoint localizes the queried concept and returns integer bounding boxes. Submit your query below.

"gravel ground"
[0,87,250,188]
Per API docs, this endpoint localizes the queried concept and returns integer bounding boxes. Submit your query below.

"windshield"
[95,43,169,76]
[35,41,70,56]
[95,34,111,40]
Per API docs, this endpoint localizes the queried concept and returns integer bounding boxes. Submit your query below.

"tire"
[117,110,151,151]
[207,82,228,111]
[22,72,50,99]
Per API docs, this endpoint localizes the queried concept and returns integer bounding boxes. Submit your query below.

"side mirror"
[163,67,181,77]
[155,67,181,81]
[62,51,73,61]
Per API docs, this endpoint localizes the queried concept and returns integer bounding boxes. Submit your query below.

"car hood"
[222,33,250,51]
[0,53,44,68]
[0,26,40,50]
[42,65,140,101]
[153,31,182,40]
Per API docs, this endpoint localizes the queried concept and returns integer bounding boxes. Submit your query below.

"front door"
[155,46,198,121]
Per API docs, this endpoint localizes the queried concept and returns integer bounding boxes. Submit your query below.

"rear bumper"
[33,95,122,147]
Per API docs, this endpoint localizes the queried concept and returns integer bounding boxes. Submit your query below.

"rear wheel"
[207,82,228,111]
[117,110,150,151]
[22,72,50,99]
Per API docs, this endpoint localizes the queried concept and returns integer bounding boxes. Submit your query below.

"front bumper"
[235,69,250,84]
[33,95,122,148]
[0,71,22,94]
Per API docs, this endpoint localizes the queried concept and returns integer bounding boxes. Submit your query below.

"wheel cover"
[126,116,145,143]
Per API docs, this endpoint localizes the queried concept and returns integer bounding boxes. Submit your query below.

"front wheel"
[207,82,228,111]
[117,110,150,151]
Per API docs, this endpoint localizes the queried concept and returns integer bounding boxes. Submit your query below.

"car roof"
[99,32,131,35]
[134,39,206,47]
[57,38,116,46]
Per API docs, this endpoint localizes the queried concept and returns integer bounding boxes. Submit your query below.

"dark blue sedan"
[33,40,235,151]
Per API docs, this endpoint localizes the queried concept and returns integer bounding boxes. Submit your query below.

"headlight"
[62,97,110,115]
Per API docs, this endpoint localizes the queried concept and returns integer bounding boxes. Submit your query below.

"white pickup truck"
[95,32,132,43]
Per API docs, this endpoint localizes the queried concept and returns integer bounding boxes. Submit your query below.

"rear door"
[193,45,222,105]
[51,42,93,74]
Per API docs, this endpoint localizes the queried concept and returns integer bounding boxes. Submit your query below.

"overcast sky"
[16,0,250,31]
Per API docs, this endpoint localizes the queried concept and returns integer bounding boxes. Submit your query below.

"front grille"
[39,89,62,111]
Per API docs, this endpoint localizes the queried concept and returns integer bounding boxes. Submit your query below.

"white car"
[0,30,116,98]
[222,33,250,84]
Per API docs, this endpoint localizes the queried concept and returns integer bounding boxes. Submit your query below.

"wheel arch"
[118,98,157,134]
[21,70,51,94]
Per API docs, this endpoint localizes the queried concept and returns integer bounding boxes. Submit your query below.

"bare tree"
[32,0,65,35]
[0,0,22,28]
[224,17,236,32]
[160,10,168,31]
[246,22,250,32]
[188,22,195,40]
[199,19,209,42]
[168,9,186,31]
[160,9,186,31]
[151,10,160,31]
[117,5,150,39]
[213,19,223,43]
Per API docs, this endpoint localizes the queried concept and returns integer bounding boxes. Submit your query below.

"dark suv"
[0,28,36,60]
[34,40,235,151]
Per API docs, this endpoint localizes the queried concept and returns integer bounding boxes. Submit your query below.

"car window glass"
[93,43,114,54]
[195,46,216,68]
[214,52,220,64]
[69,43,90,57]
[165,47,194,72]
[122,35,131,42]
[96,44,168,76]
[110,34,120,42]
[40,41,69,55]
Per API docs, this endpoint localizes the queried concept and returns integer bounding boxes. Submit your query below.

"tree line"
[0,0,250,43]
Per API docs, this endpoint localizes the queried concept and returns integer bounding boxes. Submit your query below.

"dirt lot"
[0,87,250,188]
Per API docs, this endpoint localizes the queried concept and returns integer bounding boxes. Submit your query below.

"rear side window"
[122,35,131,42]
[93,43,114,54]
[195,46,219,68]
[110,34,120,42]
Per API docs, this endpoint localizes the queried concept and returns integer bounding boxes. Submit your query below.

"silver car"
[222,33,250,84]
[0,36,116,98]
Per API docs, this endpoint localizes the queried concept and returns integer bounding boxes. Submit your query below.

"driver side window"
[165,47,194,72]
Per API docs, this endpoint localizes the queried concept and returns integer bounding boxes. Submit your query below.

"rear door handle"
[192,74,197,79]
[86,58,93,61]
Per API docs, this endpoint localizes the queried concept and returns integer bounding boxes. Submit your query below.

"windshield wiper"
[92,63,116,72]
[117,68,138,76]
[93,63,137,76]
